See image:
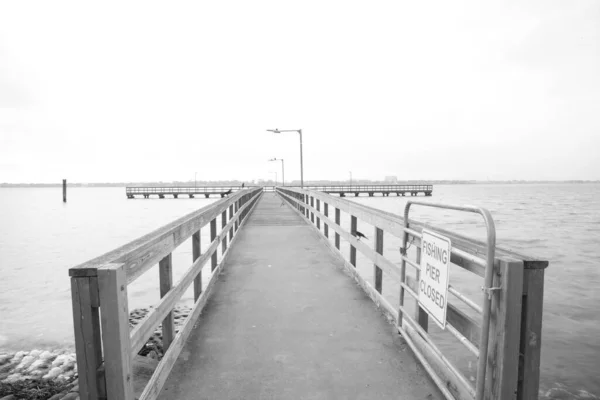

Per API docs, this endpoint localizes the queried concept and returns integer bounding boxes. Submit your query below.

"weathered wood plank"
[192,231,202,301]
[158,254,174,352]
[70,277,102,400]
[374,227,383,293]
[335,208,341,249]
[323,202,329,238]
[485,259,524,400]
[316,199,321,229]
[210,218,217,271]
[221,210,227,254]
[518,267,545,400]
[350,215,357,267]
[98,263,134,400]
[228,204,234,241]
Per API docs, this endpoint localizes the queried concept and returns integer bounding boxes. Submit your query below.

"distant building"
[384,176,398,183]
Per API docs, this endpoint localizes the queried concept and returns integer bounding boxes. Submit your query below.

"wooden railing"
[276,187,547,400]
[69,187,263,400]
[126,186,247,194]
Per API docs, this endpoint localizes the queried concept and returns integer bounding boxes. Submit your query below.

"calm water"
[0,184,599,398]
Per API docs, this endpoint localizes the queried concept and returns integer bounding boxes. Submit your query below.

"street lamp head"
[266,129,280,134]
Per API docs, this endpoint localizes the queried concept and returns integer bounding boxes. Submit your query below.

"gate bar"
[401,201,496,400]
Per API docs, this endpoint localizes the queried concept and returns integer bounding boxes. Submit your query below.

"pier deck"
[157,194,440,399]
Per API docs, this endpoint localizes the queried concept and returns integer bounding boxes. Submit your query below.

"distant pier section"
[308,184,433,197]
[126,184,433,199]
[126,186,242,199]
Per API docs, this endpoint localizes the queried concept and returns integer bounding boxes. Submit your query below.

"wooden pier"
[306,184,433,197]
[69,187,547,400]
[126,184,433,199]
[126,186,244,199]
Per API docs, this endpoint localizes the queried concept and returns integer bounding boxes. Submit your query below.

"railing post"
[485,259,524,399]
[310,196,315,223]
[71,276,103,400]
[229,204,234,242]
[316,199,321,229]
[414,247,428,331]
[374,227,383,293]
[159,254,175,351]
[323,202,329,238]
[305,194,309,218]
[350,215,357,266]
[234,200,239,232]
[210,218,217,271]
[192,231,202,301]
[335,208,340,249]
[97,263,134,400]
[221,210,227,254]
[517,265,546,400]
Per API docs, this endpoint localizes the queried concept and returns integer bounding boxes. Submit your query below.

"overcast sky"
[0,1,598,184]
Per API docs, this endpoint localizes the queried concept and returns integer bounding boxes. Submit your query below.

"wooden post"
[305,194,309,218]
[310,196,315,223]
[97,263,134,400]
[192,231,202,301]
[324,203,329,238]
[374,227,383,293]
[63,179,67,202]
[316,199,321,229]
[159,254,175,351]
[414,247,428,331]
[335,208,341,250]
[485,259,524,399]
[221,210,227,255]
[518,266,546,400]
[229,204,234,242]
[350,215,357,267]
[234,201,239,232]
[71,276,103,400]
[210,218,217,271]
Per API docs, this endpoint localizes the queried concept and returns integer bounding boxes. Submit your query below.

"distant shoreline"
[1,180,599,188]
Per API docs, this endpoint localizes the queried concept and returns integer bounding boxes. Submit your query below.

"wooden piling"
[63,179,67,202]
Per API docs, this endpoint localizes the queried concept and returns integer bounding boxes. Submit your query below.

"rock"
[43,366,62,379]
[10,351,26,364]
[0,354,12,365]
[70,384,79,392]
[0,394,17,400]
[39,350,55,361]
[27,358,49,372]
[15,355,35,371]
[29,349,42,358]
[52,355,69,368]
[4,373,22,382]
[61,393,79,400]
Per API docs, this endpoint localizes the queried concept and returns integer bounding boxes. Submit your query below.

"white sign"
[418,229,451,329]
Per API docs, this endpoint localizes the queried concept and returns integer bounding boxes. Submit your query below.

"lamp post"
[268,158,285,186]
[194,172,197,189]
[267,129,303,188]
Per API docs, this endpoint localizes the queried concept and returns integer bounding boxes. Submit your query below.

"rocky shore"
[0,305,192,400]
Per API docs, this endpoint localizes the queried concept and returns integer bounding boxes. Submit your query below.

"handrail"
[275,187,548,400]
[69,188,263,400]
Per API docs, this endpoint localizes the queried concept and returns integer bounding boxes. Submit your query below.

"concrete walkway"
[159,193,440,399]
